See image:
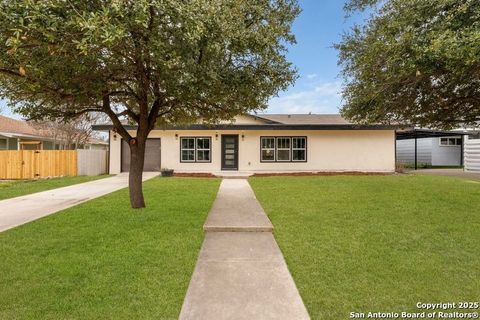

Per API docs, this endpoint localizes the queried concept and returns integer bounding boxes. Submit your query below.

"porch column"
[460,135,465,169]
[414,135,418,170]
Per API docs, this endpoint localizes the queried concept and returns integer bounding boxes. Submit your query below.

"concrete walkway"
[0,172,159,232]
[204,179,273,232]
[180,179,310,320]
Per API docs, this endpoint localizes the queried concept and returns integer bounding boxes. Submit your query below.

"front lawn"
[250,175,480,319]
[0,175,109,201]
[0,177,220,319]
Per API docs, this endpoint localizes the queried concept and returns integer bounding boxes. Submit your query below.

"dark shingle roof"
[93,113,400,131]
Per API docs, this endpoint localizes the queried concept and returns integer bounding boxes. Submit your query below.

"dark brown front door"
[221,135,239,170]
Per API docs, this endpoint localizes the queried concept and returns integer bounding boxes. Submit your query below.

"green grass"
[0,177,220,320]
[0,175,109,200]
[250,175,480,319]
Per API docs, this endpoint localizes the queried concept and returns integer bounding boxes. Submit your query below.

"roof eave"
[0,131,57,141]
[92,123,401,131]
[396,129,470,140]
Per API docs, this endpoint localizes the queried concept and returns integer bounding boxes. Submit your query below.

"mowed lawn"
[250,175,480,319]
[0,175,109,201]
[0,177,220,320]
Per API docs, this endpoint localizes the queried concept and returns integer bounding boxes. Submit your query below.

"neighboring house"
[95,114,398,175]
[0,115,108,151]
[85,137,109,150]
[396,136,464,167]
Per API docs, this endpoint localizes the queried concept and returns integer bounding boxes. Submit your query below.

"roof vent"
[287,114,291,118]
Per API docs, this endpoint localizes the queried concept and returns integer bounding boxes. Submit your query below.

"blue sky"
[1,0,363,118]
[266,0,365,114]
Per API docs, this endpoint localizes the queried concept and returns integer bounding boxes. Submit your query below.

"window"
[440,137,462,146]
[180,137,211,162]
[292,137,307,161]
[196,138,211,162]
[0,138,7,150]
[260,137,307,162]
[261,137,275,161]
[181,138,195,161]
[276,137,291,161]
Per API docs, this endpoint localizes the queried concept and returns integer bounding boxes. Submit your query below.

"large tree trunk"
[128,137,146,208]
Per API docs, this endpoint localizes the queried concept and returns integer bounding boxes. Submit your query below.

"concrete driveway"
[0,172,159,233]
[412,168,480,181]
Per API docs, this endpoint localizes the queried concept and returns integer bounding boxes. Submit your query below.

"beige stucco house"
[96,114,397,175]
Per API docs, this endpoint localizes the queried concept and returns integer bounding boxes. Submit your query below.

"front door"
[221,135,239,170]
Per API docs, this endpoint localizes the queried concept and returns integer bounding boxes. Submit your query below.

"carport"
[396,129,469,170]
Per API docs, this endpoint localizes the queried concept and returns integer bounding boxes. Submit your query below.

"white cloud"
[266,81,343,114]
[306,73,318,79]
[314,82,342,95]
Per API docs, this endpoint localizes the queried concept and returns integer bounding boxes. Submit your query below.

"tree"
[336,0,480,129]
[0,0,299,208]
[33,114,106,149]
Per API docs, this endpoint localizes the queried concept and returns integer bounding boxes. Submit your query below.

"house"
[84,137,110,150]
[95,114,398,175]
[0,115,108,151]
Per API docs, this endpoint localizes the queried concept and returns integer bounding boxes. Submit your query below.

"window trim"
[180,137,196,163]
[439,137,462,147]
[276,136,292,162]
[195,137,212,163]
[180,136,212,163]
[260,136,276,162]
[259,136,307,163]
[292,137,307,162]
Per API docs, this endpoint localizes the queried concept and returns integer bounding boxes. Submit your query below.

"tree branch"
[101,94,132,141]
[0,68,22,77]
[0,67,75,99]
[116,108,140,122]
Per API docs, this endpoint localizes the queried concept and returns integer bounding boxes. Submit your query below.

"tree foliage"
[0,0,299,207]
[337,0,480,129]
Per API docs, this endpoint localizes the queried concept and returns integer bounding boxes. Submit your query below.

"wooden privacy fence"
[0,150,77,179]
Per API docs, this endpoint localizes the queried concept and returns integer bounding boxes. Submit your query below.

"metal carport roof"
[396,129,469,140]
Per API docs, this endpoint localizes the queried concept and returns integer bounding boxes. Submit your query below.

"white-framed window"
[180,137,211,162]
[181,137,195,162]
[260,137,307,162]
[196,137,211,162]
[276,137,291,161]
[439,137,462,146]
[0,138,7,150]
[292,137,307,161]
[261,137,275,161]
